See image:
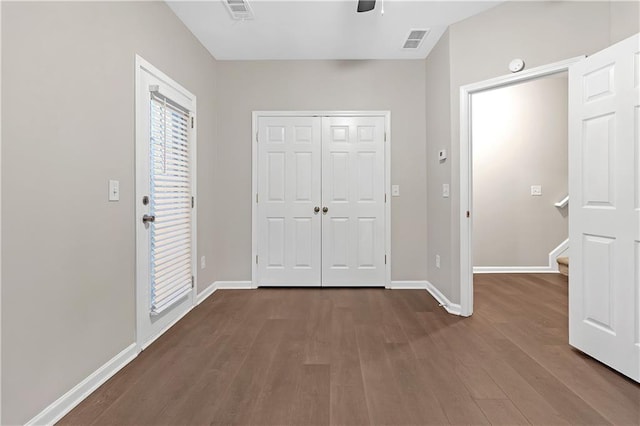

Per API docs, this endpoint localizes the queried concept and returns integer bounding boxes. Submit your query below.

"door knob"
[142,214,156,223]
[322,207,328,214]
[314,206,320,213]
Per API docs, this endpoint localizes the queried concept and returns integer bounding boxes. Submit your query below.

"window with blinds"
[149,91,192,315]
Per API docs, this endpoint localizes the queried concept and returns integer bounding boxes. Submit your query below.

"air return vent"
[223,0,254,20]
[402,29,429,49]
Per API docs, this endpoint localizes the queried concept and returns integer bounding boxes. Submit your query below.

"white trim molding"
[197,282,218,305]
[459,57,584,317]
[216,281,253,289]
[474,266,559,274]
[473,239,569,274]
[26,344,138,426]
[390,280,428,290]
[425,281,462,316]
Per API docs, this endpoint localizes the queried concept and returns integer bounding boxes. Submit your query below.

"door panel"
[582,234,615,332]
[321,116,386,286]
[569,33,639,382]
[257,116,322,286]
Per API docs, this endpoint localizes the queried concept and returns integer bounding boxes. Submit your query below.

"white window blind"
[149,91,192,315]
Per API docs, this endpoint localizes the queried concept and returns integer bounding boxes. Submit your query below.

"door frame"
[458,57,583,317]
[135,55,198,350]
[251,111,391,289]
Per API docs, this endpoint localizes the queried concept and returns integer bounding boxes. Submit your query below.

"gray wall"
[472,75,568,267]
[1,2,217,424]
[425,0,640,303]
[214,60,427,282]
[425,29,452,297]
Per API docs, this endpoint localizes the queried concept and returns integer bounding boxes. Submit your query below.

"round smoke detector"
[509,58,525,73]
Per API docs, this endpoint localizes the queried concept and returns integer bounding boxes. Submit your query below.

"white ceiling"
[166,0,501,60]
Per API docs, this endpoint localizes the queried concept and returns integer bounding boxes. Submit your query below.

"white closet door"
[257,116,322,286]
[321,116,386,286]
[568,33,639,382]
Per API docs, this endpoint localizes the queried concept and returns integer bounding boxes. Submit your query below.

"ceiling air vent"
[223,0,254,20]
[402,29,429,49]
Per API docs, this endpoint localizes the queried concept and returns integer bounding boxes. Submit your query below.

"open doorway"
[458,57,582,317]
[472,73,569,275]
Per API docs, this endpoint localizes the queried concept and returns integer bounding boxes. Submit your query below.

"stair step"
[557,256,569,276]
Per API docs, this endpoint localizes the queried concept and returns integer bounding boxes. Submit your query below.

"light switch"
[109,180,120,201]
[531,185,542,196]
[442,184,450,198]
[392,185,400,196]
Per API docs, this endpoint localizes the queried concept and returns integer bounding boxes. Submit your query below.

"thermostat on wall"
[438,149,447,161]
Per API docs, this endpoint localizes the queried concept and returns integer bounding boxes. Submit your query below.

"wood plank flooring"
[60,274,640,425]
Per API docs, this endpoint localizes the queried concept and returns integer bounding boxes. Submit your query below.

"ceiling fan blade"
[357,0,376,13]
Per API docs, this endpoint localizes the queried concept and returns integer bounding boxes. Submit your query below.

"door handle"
[142,214,156,223]
[314,206,320,213]
[322,207,328,214]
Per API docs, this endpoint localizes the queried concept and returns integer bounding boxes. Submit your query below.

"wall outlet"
[200,256,206,269]
[391,185,400,196]
[531,185,542,196]
[436,254,441,269]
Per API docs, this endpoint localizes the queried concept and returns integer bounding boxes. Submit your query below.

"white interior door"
[568,33,639,382]
[255,113,387,287]
[321,116,386,287]
[136,58,196,349]
[257,116,322,286]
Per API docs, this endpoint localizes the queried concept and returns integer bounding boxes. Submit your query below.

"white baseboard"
[473,266,559,274]
[390,280,428,289]
[425,281,462,316]
[215,280,253,289]
[474,238,569,274]
[197,282,218,305]
[26,343,138,426]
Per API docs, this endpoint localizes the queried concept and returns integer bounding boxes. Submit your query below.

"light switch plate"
[109,180,120,201]
[201,256,206,269]
[442,184,450,198]
[391,185,400,196]
[531,185,542,196]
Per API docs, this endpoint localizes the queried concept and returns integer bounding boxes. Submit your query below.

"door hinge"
[466,211,470,218]
[385,255,387,265]
[384,132,387,142]
[256,255,258,264]
[256,193,259,203]
[385,193,387,203]
[191,275,195,288]
[256,131,259,143]
[191,196,195,208]
[191,117,194,129]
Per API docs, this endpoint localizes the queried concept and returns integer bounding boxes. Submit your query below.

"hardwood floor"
[61,274,640,425]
